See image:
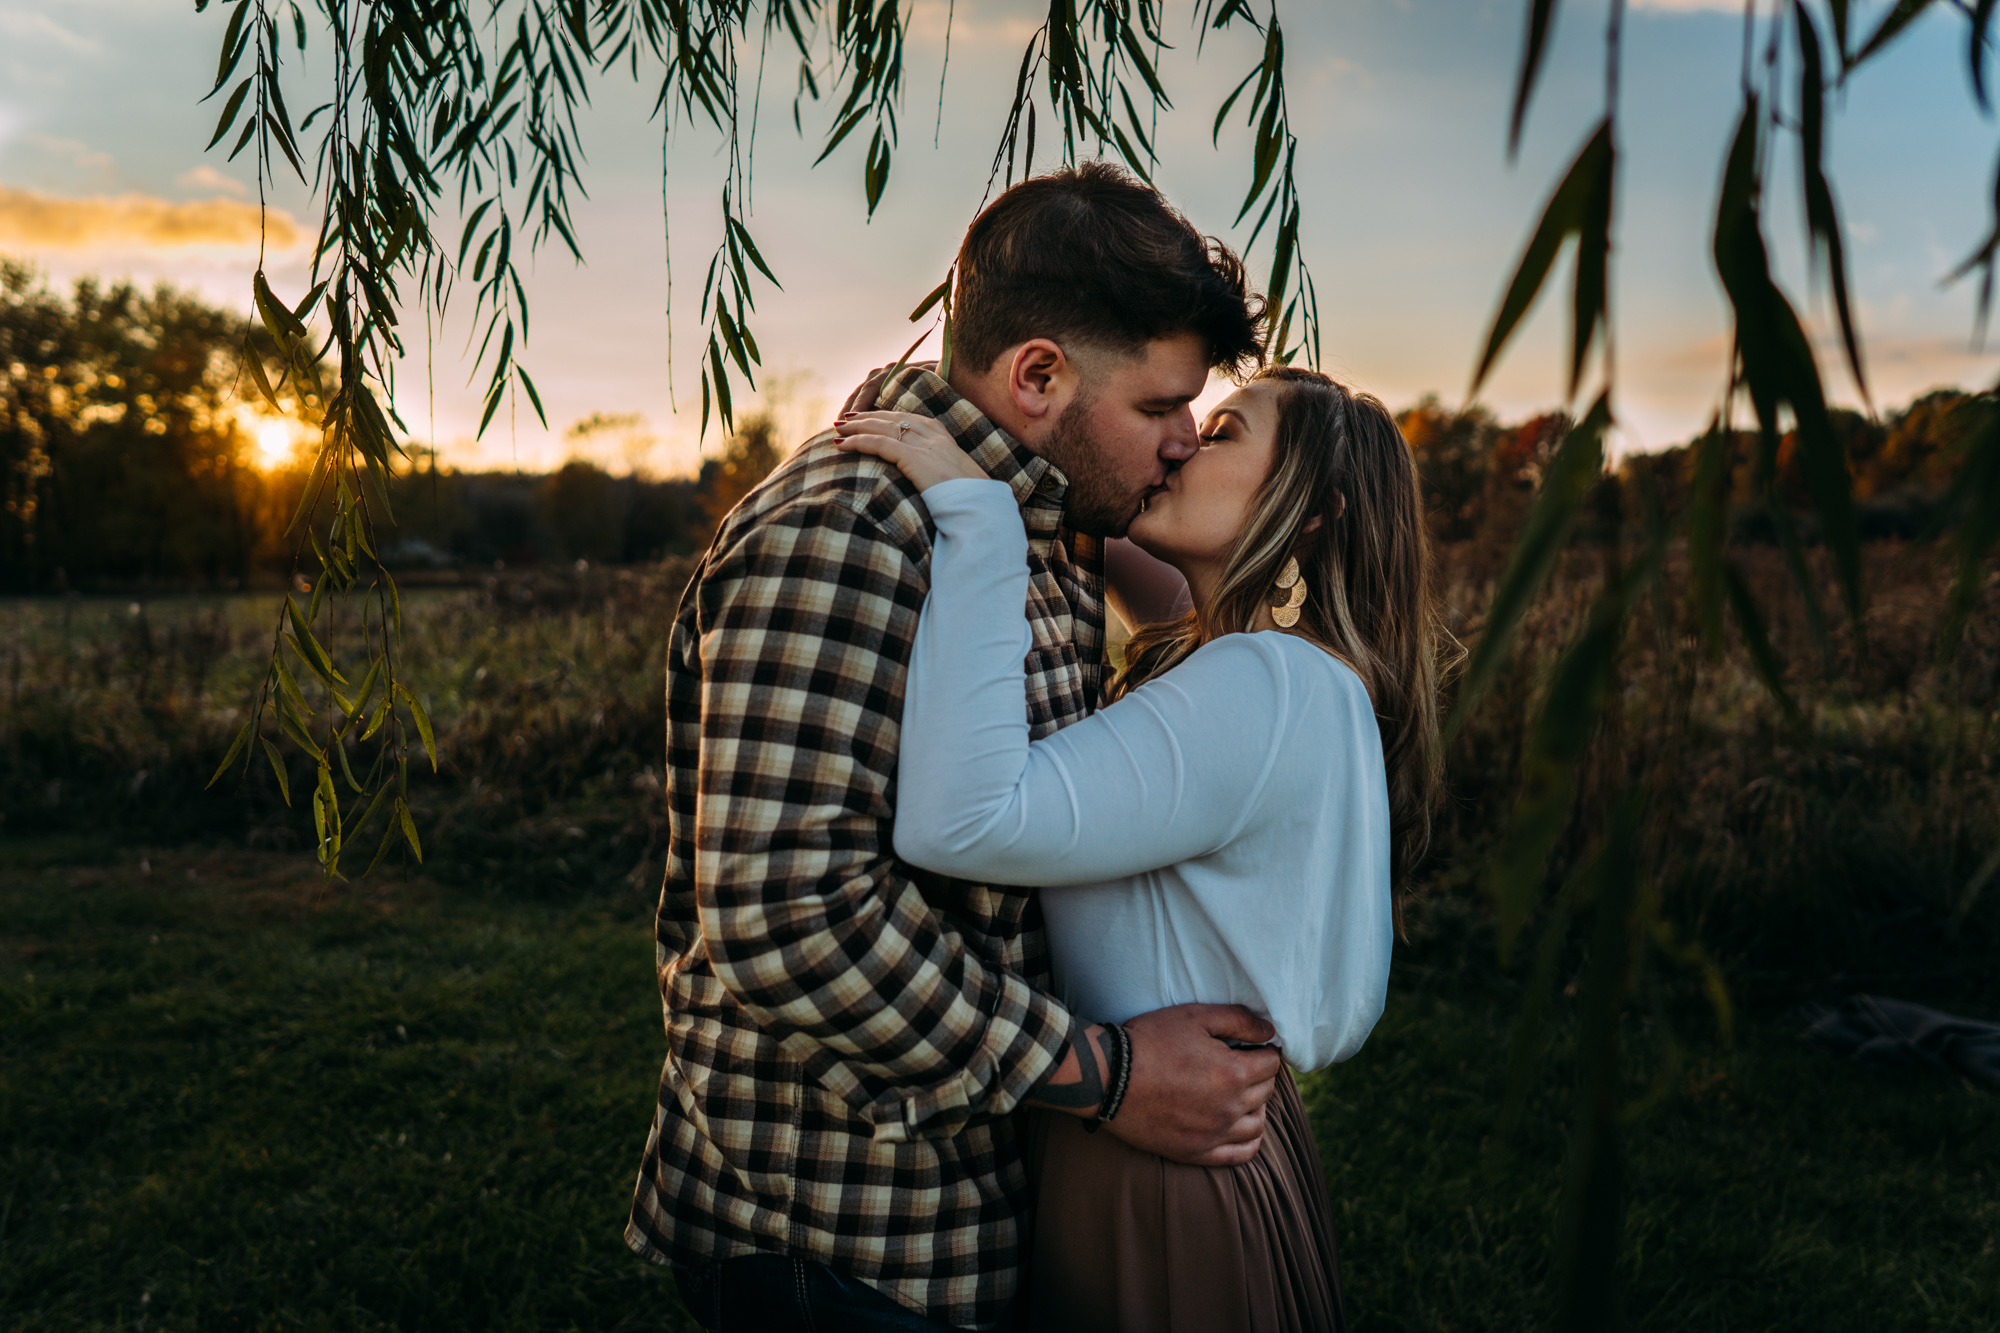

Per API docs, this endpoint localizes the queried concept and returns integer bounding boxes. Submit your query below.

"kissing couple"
[626,162,1451,1332]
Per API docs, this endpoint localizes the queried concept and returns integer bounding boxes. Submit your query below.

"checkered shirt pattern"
[625,366,1108,1329]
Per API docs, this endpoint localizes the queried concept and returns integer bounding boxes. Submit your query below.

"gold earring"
[1270,556,1306,628]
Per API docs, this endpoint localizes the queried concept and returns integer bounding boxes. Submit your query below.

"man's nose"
[1158,407,1199,464]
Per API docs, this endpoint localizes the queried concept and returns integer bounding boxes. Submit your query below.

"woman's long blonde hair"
[1112,366,1451,918]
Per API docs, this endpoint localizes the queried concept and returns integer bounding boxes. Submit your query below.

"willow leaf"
[1508,0,1561,158]
[261,737,292,806]
[1446,395,1610,738]
[1850,0,1937,70]
[1794,3,1868,402]
[397,799,425,862]
[207,717,257,789]
[207,78,254,150]
[1473,119,1612,395]
[396,684,438,771]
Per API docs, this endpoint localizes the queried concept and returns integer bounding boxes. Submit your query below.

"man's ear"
[1006,339,1073,425]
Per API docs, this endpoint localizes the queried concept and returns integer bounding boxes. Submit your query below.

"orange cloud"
[0,184,302,251]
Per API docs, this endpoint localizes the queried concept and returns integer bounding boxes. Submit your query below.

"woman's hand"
[833,411,986,492]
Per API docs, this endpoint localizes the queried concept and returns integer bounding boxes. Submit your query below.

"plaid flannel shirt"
[625,366,1108,1329]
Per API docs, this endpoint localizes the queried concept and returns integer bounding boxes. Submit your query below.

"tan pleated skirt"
[1021,1069,1344,1333]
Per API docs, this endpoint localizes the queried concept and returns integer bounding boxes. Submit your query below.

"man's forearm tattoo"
[1027,1025,1110,1114]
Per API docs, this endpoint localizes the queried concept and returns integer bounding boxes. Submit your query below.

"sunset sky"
[2,0,1996,475]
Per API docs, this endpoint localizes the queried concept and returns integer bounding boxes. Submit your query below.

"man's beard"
[1039,392,1149,538]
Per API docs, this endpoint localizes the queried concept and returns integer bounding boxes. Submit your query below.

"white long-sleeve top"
[894,478,1394,1071]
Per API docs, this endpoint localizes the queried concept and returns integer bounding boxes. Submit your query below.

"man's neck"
[946,365,1048,460]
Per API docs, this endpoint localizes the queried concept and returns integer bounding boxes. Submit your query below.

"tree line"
[2,261,1985,592]
[0,262,780,591]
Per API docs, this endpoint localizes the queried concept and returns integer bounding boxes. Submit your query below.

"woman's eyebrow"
[1204,408,1248,430]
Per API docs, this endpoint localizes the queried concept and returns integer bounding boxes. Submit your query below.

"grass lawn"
[4,838,1995,1331]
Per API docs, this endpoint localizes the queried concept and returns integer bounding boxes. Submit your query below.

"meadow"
[4,530,1998,1330]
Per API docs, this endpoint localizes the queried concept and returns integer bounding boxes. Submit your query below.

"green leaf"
[396,684,437,772]
[1972,0,1997,110]
[382,568,403,640]
[1508,0,1561,158]
[362,817,401,876]
[261,736,291,806]
[362,694,391,742]
[1850,0,1937,70]
[1794,4,1868,403]
[728,217,781,288]
[1472,119,1612,396]
[213,0,251,92]
[207,78,253,150]
[708,337,734,432]
[1234,91,1284,224]
[255,269,309,344]
[907,275,951,324]
[1712,99,1865,649]
[864,128,891,214]
[334,733,365,795]
[517,366,548,429]
[350,779,394,843]
[814,105,871,166]
[397,799,425,862]
[1211,64,1260,146]
[277,696,321,756]
[312,766,331,854]
[272,645,312,718]
[1445,395,1610,739]
[937,296,955,383]
[243,338,283,411]
[206,716,257,789]
[286,597,347,686]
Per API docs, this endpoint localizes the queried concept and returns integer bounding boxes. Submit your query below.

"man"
[627,162,1284,1332]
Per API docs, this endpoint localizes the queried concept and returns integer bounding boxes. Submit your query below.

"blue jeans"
[673,1254,970,1333]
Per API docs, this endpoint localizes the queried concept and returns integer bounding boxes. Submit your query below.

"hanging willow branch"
[199,0,1324,874]
[1459,1,1999,1325]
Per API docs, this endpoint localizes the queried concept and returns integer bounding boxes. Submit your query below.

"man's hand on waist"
[1023,1003,1281,1168]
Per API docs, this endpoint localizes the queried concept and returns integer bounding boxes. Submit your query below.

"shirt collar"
[871,366,1070,524]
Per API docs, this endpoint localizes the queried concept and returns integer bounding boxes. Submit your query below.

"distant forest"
[1,262,1983,591]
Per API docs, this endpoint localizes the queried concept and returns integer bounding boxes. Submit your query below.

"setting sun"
[255,421,291,469]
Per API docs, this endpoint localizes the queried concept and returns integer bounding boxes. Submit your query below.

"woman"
[833,366,1448,1333]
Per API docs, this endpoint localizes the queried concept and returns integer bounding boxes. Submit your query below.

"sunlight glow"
[256,421,292,469]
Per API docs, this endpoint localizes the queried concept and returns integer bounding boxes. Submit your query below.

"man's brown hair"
[951,162,1266,376]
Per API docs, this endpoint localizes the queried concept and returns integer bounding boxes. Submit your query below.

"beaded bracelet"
[1095,1022,1133,1126]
